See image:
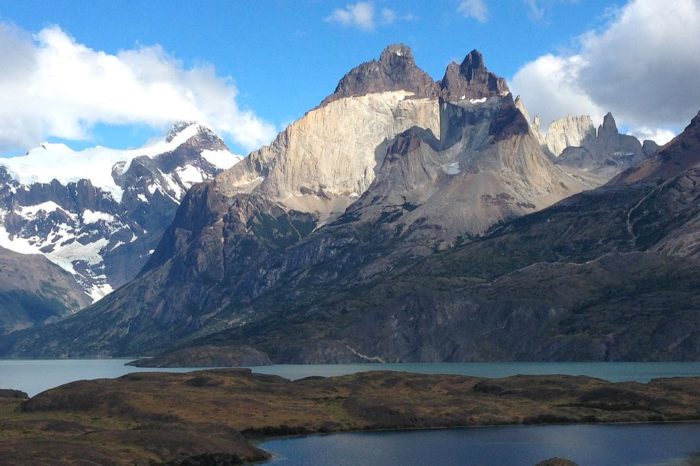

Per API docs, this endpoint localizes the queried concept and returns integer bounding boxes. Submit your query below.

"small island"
[2,369,700,464]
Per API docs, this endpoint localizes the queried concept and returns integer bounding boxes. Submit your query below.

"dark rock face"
[440,50,510,101]
[322,45,509,106]
[321,44,440,105]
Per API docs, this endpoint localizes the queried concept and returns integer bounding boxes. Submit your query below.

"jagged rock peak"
[440,49,509,102]
[320,43,439,106]
[379,43,415,63]
[165,121,215,143]
[599,112,618,135]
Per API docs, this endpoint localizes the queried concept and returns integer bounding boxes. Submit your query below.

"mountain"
[0,45,605,358]
[555,113,647,178]
[0,123,240,301]
[119,109,700,364]
[179,109,700,362]
[523,109,656,184]
[0,246,90,334]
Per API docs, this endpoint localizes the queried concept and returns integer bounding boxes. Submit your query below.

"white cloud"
[511,0,700,142]
[326,2,375,31]
[511,54,604,128]
[458,0,489,23]
[629,127,676,146]
[0,24,276,153]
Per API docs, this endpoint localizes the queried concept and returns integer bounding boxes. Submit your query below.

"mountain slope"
[0,246,90,334]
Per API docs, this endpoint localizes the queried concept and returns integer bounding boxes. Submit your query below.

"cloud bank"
[512,0,700,144]
[0,24,276,153]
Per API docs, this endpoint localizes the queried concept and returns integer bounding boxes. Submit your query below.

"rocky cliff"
[542,115,595,156]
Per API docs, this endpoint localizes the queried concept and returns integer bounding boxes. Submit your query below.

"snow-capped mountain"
[0,122,241,301]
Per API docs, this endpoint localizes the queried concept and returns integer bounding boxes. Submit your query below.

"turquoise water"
[4,360,700,396]
[261,423,700,466]
[0,359,206,396]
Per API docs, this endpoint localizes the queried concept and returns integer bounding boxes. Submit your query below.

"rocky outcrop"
[343,94,588,244]
[542,115,595,156]
[440,50,510,101]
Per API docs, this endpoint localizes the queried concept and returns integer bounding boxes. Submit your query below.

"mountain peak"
[440,49,509,102]
[320,44,439,106]
[165,121,213,143]
[379,43,414,63]
[600,112,618,134]
[460,49,485,74]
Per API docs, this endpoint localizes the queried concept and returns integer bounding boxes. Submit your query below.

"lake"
[261,423,700,466]
[4,360,700,396]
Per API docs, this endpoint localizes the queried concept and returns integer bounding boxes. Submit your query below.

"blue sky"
[0,0,697,155]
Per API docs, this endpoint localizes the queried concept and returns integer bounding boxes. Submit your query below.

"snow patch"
[0,225,39,255]
[82,209,115,224]
[176,164,205,188]
[201,149,242,170]
[469,97,487,104]
[88,281,113,303]
[443,162,461,175]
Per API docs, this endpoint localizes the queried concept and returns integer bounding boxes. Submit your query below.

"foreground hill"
[2,370,700,464]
